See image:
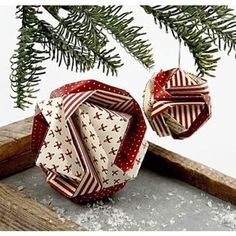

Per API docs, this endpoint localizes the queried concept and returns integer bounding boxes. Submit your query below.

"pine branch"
[9,5,236,109]
[69,5,154,69]
[10,5,154,109]
[142,5,220,77]
[180,6,236,57]
[38,20,96,72]
[43,6,122,75]
[9,6,49,109]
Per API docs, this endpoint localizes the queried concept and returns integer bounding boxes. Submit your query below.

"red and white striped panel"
[87,90,134,114]
[151,100,204,118]
[84,101,131,122]
[152,115,171,137]
[63,91,96,120]
[47,171,78,197]
[165,70,208,130]
[151,100,204,135]
[168,104,203,130]
[68,118,102,196]
[166,69,197,88]
[167,84,209,96]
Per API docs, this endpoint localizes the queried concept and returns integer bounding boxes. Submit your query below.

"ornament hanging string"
[178,39,181,68]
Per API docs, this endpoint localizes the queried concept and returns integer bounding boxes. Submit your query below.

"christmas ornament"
[32,80,148,203]
[143,68,211,139]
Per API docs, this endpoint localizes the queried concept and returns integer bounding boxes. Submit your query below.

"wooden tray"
[0,117,236,230]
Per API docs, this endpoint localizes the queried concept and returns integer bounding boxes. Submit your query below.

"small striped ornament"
[143,68,211,139]
[32,80,148,203]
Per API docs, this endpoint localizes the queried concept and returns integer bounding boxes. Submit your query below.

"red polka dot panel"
[32,80,148,203]
[143,68,211,139]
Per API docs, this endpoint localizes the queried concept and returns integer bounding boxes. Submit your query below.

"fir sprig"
[142,5,221,77]
[43,6,123,75]
[10,5,236,109]
[10,6,48,109]
[10,5,154,108]
[74,5,154,68]
[180,6,236,56]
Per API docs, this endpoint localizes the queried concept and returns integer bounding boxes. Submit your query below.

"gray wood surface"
[2,166,236,231]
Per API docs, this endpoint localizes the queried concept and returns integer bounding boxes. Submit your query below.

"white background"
[0,5,236,178]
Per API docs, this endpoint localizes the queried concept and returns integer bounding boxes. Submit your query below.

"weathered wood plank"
[0,182,84,231]
[0,117,33,162]
[0,150,35,179]
[0,117,236,205]
[0,117,35,178]
[146,143,236,205]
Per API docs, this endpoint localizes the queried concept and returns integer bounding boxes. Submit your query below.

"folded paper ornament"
[143,68,211,139]
[32,80,148,203]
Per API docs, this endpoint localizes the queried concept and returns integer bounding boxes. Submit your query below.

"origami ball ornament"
[143,68,211,139]
[32,80,148,203]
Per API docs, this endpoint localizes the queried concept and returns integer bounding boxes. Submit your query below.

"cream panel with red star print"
[73,102,132,188]
[36,97,85,181]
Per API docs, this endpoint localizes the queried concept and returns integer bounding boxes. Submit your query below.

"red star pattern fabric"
[32,80,148,203]
[143,68,211,139]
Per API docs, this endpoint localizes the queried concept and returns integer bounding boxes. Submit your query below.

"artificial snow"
[75,200,141,231]
[17,185,25,191]
[40,195,53,206]
[207,201,213,208]
[211,207,236,229]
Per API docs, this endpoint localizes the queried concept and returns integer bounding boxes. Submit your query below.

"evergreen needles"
[142,5,236,77]
[10,5,236,109]
[10,6,48,109]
